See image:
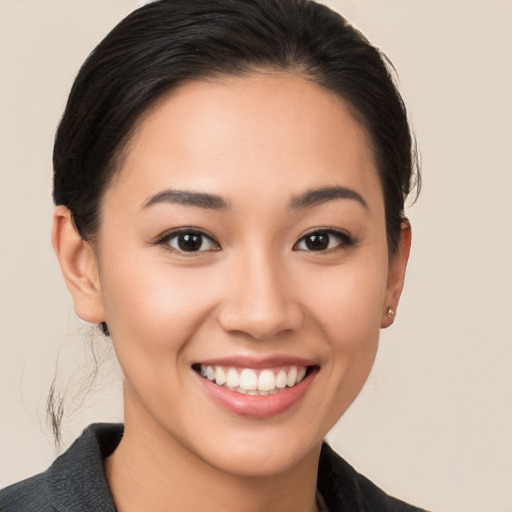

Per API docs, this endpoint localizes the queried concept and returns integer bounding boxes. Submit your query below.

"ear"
[51,206,105,324]
[381,221,412,328]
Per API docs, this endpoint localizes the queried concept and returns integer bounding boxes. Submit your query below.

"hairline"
[91,66,384,246]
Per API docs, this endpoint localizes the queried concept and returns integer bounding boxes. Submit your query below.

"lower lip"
[196,369,317,419]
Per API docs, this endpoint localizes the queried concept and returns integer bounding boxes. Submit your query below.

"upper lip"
[193,355,318,369]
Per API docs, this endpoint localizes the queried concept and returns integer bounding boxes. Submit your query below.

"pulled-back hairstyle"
[49,0,419,442]
[54,0,419,256]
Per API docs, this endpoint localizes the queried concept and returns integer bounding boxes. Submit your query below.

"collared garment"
[0,424,429,511]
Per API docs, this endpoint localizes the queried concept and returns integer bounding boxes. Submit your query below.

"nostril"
[216,303,304,341]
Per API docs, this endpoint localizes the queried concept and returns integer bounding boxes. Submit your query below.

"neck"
[105,405,321,512]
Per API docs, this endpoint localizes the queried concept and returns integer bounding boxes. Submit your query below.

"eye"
[293,229,353,252]
[161,230,220,253]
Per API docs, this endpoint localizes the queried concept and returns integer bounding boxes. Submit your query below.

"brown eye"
[166,231,220,252]
[303,232,330,251]
[294,230,353,252]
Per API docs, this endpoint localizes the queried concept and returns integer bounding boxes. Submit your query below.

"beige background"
[1,1,511,511]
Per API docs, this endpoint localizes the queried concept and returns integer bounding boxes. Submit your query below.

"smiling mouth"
[193,364,315,396]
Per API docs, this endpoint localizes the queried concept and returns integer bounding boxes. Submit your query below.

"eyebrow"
[142,185,368,212]
[290,186,369,211]
[142,189,229,210]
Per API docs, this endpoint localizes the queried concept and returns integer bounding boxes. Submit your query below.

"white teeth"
[226,368,240,388]
[206,366,215,381]
[275,370,287,389]
[239,369,258,390]
[257,370,275,391]
[215,366,226,386]
[286,367,298,387]
[199,364,309,395]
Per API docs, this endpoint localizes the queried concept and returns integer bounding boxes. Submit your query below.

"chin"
[197,435,322,478]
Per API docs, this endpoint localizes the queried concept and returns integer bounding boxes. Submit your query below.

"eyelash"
[154,228,221,254]
[293,228,356,252]
[154,227,355,254]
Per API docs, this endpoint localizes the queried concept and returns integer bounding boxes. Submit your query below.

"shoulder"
[318,443,430,512]
[0,424,122,512]
[0,471,52,512]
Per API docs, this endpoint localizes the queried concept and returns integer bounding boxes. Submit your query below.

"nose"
[216,251,304,340]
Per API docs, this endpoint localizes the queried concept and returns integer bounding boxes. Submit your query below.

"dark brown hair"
[54,0,419,252]
[50,0,420,443]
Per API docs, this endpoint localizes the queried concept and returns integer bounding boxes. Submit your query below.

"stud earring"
[386,307,395,319]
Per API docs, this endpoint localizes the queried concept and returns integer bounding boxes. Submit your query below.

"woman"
[0,0,425,510]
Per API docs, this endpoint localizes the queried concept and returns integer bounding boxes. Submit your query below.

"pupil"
[178,233,202,251]
[306,232,329,251]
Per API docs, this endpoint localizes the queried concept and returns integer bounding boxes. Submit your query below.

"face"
[73,73,407,476]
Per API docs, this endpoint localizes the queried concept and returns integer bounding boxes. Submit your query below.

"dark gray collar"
[49,423,122,512]
[46,424,426,512]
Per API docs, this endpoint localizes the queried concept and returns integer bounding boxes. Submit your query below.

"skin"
[52,73,411,512]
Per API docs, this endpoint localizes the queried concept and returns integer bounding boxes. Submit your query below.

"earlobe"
[381,221,412,328]
[51,206,105,324]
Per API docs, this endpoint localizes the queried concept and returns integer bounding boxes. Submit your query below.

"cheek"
[306,261,387,428]
[97,248,221,374]
[305,255,388,344]
[302,251,388,402]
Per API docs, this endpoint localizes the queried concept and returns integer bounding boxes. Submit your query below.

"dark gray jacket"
[0,424,428,511]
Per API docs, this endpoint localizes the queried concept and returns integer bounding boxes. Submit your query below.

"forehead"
[109,72,382,212]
